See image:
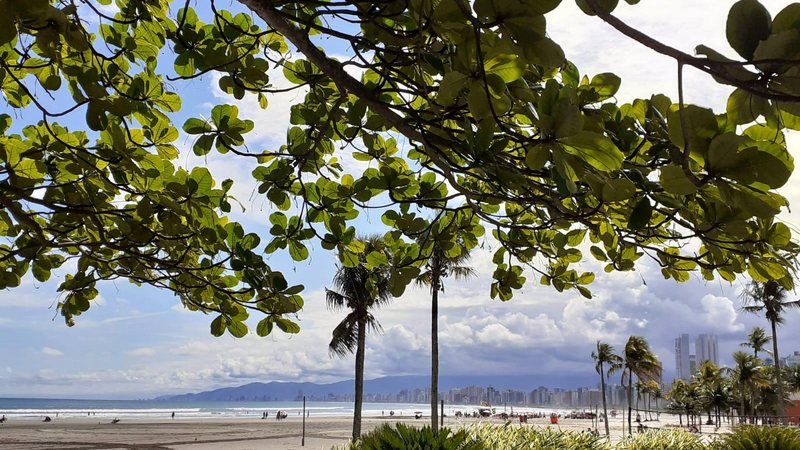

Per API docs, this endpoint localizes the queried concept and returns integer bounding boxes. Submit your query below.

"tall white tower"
[674,334,691,380]
[696,334,719,366]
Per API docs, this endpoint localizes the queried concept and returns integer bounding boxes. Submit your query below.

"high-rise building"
[675,334,691,380]
[675,333,719,380]
[696,334,719,366]
[786,351,800,367]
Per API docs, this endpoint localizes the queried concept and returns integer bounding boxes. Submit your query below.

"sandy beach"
[0,413,731,449]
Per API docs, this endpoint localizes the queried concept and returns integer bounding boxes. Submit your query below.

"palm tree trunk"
[627,370,633,435]
[353,317,366,441]
[600,365,610,437]
[770,319,786,421]
[430,283,439,433]
[740,388,745,424]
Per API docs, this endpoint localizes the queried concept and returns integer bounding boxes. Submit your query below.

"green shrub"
[709,426,800,450]
[466,423,610,450]
[340,423,484,450]
[616,429,705,450]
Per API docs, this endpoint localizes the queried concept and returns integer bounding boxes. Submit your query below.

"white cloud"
[42,347,63,357]
[128,347,157,358]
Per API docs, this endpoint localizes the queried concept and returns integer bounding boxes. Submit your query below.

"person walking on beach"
[171,412,175,420]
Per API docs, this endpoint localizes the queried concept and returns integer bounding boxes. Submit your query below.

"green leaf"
[590,246,608,261]
[710,145,792,188]
[437,71,468,106]
[183,118,212,134]
[288,240,309,261]
[575,0,619,16]
[256,317,274,336]
[726,0,772,60]
[769,222,792,246]
[467,85,492,119]
[0,114,11,134]
[601,178,636,202]
[14,160,44,180]
[526,0,562,14]
[365,251,388,268]
[660,165,698,195]
[667,105,718,160]
[174,52,197,77]
[193,135,215,156]
[589,73,621,100]
[726,88,770,124]
[485,55,525,83]
[156,92,182,112]
[628,197,652,230]
[752,29,800,74]
[228,321,248,338]
[210,315,226,337]
[577,286,592,299]
[0,1,16,45]
[275,317,300,334]
[525,144,550,170]
[32,262,51,282]
[559,132,624,171]
[521,37,565,68]
[773,3,800,33]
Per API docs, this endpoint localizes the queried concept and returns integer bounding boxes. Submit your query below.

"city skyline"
[674,333,720,381]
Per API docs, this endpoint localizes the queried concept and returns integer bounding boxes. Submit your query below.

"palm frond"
[450,266,477,280]
[329,314,359,358]
[415,271,433,287]
[325,234,395,358]
[326,288,349,311]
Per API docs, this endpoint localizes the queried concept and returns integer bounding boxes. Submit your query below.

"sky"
[2,0,800,399]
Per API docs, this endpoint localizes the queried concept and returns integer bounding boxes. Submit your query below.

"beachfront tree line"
[592,336,662,437]
[665,280,800,428]
[3,0,800,440]
[591,281,800,439]
[664,339,800,430]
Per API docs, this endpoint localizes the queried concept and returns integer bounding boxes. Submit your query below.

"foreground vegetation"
[337,424,800,450]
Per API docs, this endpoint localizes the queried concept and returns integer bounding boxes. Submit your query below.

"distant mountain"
[153,374,595,402]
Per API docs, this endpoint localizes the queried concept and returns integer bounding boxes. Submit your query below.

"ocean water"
[0,398,568,421]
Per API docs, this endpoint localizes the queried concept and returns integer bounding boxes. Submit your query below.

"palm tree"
[327,235,393,440]
[741,326,771,358]
[667,379,691,426]
[592,341,622,437]
[645,379,661,421]
[728,351,767,423]
[621,336,662,435]
[704,380,731,427]
[694,360,722,425]
[742,280,800,419]
[416,234,474,433]
[635,379,646,420]
[648,380,663,421]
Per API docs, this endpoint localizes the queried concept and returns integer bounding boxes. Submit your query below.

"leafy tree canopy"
[1,0,799,336]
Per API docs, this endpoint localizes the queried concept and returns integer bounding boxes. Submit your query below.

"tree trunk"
[600,364,610,437]
[770,319,786,421]
[740,395,746,424]
[627,370,633,435]
[430,279,440,433]
[353,317,366,441]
